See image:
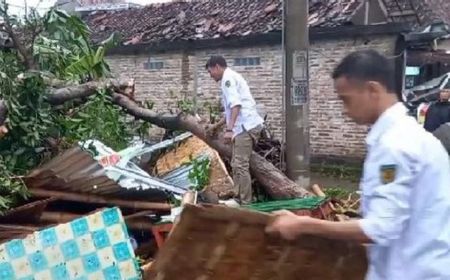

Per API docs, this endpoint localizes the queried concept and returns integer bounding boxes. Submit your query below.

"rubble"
[0,128,362,277]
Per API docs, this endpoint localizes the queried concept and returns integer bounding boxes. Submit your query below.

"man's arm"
[267,212,371,243]
[268,141,414,245]
[227,105,241,131]
[223,78,242,132]
[298,217,371,243]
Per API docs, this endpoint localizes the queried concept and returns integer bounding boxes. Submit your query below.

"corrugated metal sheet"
[26,146,124,195]
[25,146,180,200]
[161,154,210,190]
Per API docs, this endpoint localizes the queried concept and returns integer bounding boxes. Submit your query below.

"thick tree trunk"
[113,93,310,198]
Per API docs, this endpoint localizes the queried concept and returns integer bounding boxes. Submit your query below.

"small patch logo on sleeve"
[380,164,397,184]
[225,80,231,87]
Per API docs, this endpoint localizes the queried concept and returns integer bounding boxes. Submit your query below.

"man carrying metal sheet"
[267,50,450,280]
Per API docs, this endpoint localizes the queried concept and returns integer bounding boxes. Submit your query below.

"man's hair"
[205,56,227,69]
[332,50,396,92]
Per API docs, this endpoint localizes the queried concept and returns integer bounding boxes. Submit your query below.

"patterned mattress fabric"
[0,207,141,280]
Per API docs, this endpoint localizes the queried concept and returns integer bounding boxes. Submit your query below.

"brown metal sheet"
[25,147,123,196]
[25,146,171,201]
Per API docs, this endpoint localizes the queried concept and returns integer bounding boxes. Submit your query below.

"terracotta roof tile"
[84,0,450,46]
[85,0,363,45]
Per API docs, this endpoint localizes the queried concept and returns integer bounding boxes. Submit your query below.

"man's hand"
[266,210,313,241]
[223,130,233,144]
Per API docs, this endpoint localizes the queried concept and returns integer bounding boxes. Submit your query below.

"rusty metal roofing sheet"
[26,146,121,195]
[25,146,173,200]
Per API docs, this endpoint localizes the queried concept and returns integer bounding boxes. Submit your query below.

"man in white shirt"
[266,50,450,279]
[205,56,264,204]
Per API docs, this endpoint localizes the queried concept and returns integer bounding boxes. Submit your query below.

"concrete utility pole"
[283,0,310,187]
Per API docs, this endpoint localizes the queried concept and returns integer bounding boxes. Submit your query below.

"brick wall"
[107,34,397,161]
[309,35,397,161]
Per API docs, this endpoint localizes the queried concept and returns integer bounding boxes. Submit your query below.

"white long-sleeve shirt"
[359,102,450,280]
[220,68,264,137]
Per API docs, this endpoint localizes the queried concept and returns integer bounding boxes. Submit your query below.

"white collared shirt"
[358,102,450,280]
[220,68,264,137]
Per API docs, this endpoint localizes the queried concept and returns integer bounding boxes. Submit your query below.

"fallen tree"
[0,2,309,213]
[1,80,310,199]
[0,81,310,198]
[113,93,310,198]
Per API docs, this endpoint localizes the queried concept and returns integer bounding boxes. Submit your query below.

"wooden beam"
[29,189,172,211]
[40,211,154,231]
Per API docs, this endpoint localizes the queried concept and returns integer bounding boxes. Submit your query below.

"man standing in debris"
[267,50,450,279]
[206,56,264,205]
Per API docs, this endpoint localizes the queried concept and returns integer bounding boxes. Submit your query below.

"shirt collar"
[222,68,231,81]
[366,102,408,146]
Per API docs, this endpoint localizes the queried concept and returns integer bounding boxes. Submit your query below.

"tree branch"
[47,78,135,105]
[112,93,180,129]
[2,8,35,70]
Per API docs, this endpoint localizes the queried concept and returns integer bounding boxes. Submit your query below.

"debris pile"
[0,126,362,278]
[0,132,233,268]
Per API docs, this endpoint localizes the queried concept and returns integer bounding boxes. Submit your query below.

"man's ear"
[366,81,385,98]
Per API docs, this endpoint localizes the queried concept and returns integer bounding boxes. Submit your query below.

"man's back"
[361,103,450,279]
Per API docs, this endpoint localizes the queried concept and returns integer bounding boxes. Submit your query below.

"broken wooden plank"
[30,189,172,211]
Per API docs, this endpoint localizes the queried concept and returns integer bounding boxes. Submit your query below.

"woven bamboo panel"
[147,204,368,280]
[155,136,235,198]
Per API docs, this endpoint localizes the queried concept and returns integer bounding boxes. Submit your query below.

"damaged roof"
[85,0,362,45]
[84,0,450,46]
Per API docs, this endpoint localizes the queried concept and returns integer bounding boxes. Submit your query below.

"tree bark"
[113,93,310,198]
[47,78,135,105]
[2,14,35,70]
[0,79,134,125]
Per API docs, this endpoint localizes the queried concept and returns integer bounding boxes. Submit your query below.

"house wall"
[107,34,397,162]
